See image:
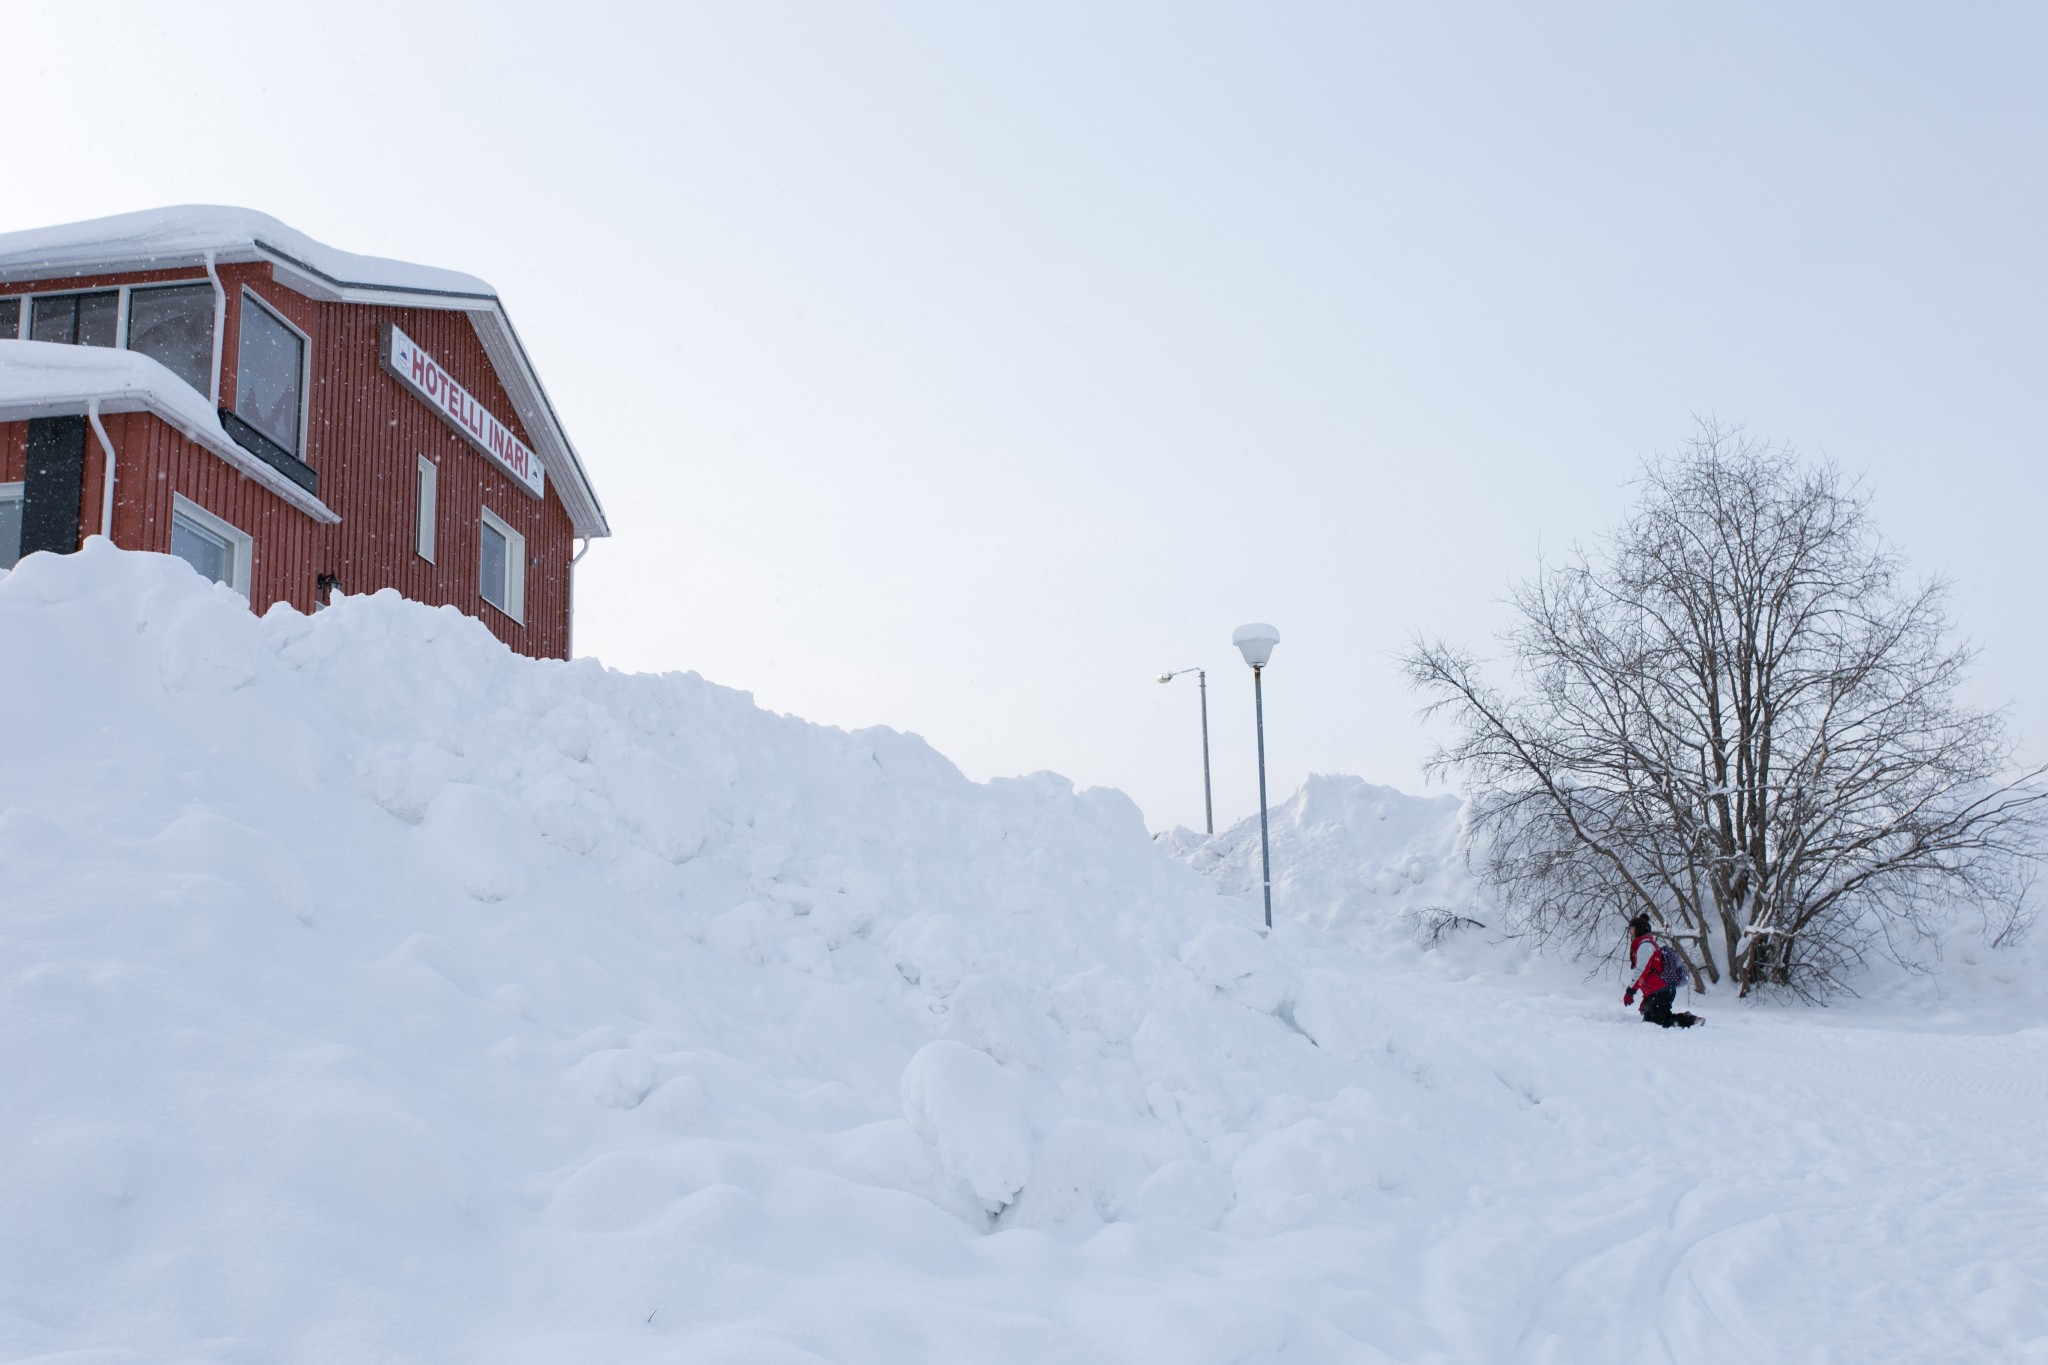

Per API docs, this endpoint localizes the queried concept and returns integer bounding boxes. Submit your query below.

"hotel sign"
[381,324,545,498]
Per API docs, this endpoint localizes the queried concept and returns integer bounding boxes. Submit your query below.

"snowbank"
[1161,773,1489,948]
[0,543,2042,1363]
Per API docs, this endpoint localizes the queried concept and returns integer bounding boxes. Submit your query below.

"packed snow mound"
[1162,773,1488,944]
[2,543,2045,1363]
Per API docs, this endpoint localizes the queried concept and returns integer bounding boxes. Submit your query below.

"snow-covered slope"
[1160,774,1486,948]
[1,544,2044,1363]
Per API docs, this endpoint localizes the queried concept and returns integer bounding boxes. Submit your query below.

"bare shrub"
[1411,907,1489,947]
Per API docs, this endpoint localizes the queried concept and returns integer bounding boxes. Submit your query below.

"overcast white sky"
[12,2,2047,831]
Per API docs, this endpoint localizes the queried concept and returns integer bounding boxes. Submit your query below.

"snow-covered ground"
[1,543,2043,1364]
[1159,773,1483,945]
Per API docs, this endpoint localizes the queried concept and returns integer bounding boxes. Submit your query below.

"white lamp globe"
[1232,622,1281,669]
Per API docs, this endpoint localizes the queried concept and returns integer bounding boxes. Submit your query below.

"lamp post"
[1157,668,1214,835]
[1232,623,1281,931]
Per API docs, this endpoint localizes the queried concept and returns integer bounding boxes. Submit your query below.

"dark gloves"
[1623,988,1637,1006]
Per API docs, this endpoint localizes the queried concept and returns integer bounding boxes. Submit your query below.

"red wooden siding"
[1,414,322,611]
[95,412,324,614]
[0,260,582,659]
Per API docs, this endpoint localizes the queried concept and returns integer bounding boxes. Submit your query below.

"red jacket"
[1628,933,1668,995]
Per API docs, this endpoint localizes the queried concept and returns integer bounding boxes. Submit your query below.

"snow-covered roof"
[0,207,608,538]
[0,206,495,300]
[0,340,340,524]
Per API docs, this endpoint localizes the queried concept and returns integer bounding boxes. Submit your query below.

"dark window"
[0,298,18,340]
[29,291,118,346]
[28,297,67,342]
[0,489,21,570]
[127,283,215,393]
[78,292,118,346]
[29,296,71,342]
[477,509,525,621]
[171,510,235,586]
[20,416,86,558]
[235,293,305,455]
[479,517,509,611]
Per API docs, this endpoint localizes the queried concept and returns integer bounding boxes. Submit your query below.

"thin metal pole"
[1253,663,1272,930]
[1198,669,1213,835]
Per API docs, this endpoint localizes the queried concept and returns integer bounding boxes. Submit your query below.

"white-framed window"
[478,506,524,623]
[0,282,215,394]
[0,482,23,570]
[416,455,438,563]
[29,290,119,347]
[235,288,309,457]
[169,494,254,599]
[126,283,216,394]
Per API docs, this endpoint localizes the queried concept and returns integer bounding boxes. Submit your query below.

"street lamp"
[1232,623,1281,931]
[1157,668,1214,835]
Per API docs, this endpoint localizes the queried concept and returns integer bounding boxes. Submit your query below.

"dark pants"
[1642,987,1699,1028]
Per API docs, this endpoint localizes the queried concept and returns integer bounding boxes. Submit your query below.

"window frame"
[235,286,312,459]
[0,481,23,570]
[4,280,218,383]
[416,454,438,563]
[27,288,122,347]
[478,505,525,624]
[169,493,254,599]
[123,280,218,395]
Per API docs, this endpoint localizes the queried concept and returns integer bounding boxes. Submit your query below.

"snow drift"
[1,542,2043,1363]
[1160,773,1484,945]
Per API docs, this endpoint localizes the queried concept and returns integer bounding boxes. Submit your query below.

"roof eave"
[0,389,341,524]
[0,245,266,288]
[466,309,611,541]
[257,249,611,540]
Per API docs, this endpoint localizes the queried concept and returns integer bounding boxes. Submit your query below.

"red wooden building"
[0,207,609,659]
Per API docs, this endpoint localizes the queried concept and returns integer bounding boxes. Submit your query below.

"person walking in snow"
[1623,913,1700,1028]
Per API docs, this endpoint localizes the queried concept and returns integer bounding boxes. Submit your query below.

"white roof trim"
[272,254,610,539]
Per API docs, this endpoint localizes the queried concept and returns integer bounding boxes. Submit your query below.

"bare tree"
[1405,421,2044,998]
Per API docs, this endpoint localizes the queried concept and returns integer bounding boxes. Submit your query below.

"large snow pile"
[2,543,2045,1363]
[1159,774,1487,948]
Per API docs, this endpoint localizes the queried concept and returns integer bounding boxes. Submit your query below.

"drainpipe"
[567,537,593,656]
[204,250,227,406]
[88,400,117,539]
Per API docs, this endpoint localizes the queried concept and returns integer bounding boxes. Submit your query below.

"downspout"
[568,537,593,657]
[88,400,117,539]
[204,250,227,407]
